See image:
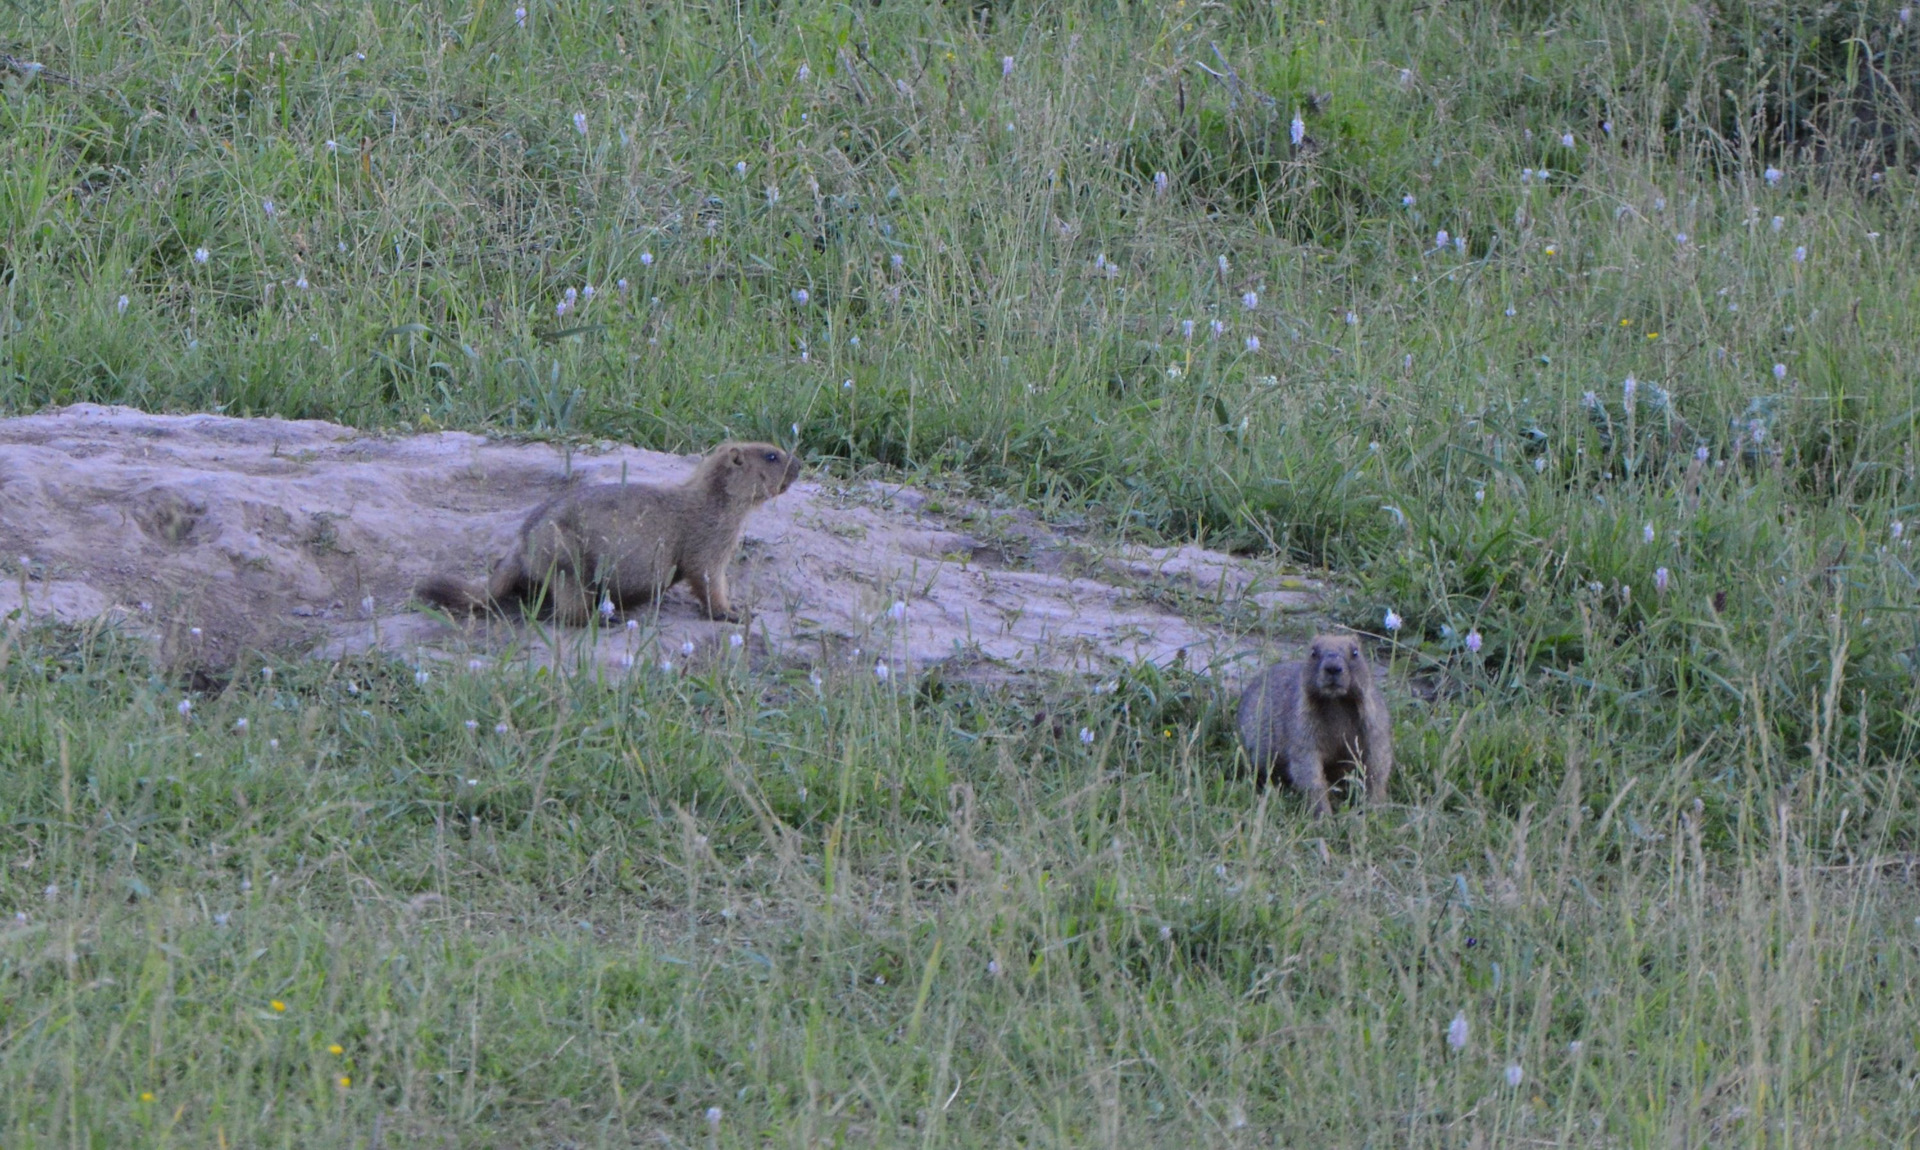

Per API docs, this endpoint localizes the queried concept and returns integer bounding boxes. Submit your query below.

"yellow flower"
[338,1076,352,1088]
[1544,246,1557,255]
[270,1000,286,1012]
[140,1092,155,1102]
[1645,332,1659,340]
[1619,319,1632,326]
[328,1044,344,1055]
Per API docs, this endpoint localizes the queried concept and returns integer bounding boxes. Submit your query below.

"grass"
[3,0,1920,1143]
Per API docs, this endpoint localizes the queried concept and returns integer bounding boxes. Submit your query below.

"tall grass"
[3,0,1920,1142]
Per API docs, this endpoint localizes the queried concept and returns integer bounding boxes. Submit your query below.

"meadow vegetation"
[3,0,1920,1143]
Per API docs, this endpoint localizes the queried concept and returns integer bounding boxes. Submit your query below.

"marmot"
[418,441,800,625]
[1235,633,1393,817]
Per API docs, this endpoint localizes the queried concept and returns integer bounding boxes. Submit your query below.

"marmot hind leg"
[415,574,491,615]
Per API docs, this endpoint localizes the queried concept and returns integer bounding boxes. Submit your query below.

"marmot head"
[1304,633,1368,699]
[705,441,801,503]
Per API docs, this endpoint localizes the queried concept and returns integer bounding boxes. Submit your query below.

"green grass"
[4,0,1920,1143]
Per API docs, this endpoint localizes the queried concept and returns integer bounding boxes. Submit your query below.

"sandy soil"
[0,405,1320,681]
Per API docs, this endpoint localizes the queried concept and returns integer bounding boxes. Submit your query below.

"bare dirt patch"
[0,405,1321,681]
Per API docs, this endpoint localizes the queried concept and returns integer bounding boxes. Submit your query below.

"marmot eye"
[1351,646,1360,658]
[765,451,779,463]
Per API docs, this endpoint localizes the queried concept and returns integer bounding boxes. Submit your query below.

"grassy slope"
[2,0,1920,1143]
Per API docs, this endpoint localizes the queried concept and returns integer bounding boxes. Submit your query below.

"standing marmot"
[1235,633,1393,817]
[418,441,800,625]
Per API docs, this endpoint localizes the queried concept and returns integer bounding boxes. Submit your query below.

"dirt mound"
[0,405,1320,681]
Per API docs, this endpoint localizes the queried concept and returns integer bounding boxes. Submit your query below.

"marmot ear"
[729,445,744,466]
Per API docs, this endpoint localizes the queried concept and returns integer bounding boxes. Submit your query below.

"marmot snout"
[1307,644,1357,695]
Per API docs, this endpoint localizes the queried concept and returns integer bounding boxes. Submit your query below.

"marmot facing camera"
[1235,633,1393,817]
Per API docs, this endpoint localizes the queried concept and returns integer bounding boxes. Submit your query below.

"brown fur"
[417,442,800,624]
[1235,633,1393,817]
